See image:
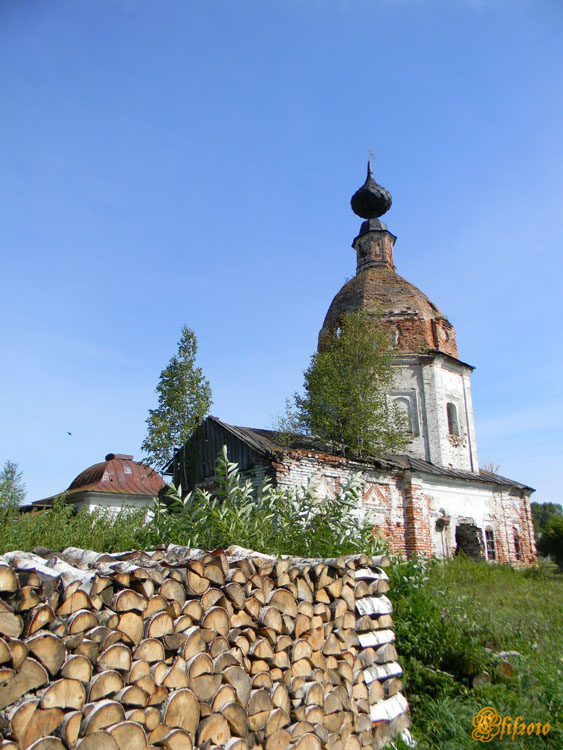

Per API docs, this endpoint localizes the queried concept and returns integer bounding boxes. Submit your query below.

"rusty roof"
[66,453,165,496]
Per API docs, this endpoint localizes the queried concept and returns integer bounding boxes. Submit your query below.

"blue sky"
[1,0,562,504]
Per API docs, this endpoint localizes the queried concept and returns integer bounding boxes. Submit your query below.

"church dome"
[67,453,165,496]
[319,266,459,357]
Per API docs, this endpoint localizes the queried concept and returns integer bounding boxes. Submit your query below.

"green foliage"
[0,497,150,554]
[141,325,212,470]
[0,460,26,508]
[293,311,410,457]
[537,514,563,569]
[389,556,563,749]
[148,446,386,558]
[531,501,562,537]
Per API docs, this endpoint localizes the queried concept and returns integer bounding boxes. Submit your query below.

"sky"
[1,0,562,504]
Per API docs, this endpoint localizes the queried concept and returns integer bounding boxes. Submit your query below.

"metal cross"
[368,148,376,166]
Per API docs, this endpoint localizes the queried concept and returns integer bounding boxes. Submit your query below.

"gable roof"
[170,416,534,492]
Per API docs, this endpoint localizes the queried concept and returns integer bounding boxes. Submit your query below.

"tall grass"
[390,556,563,749]
[0,497,151,554]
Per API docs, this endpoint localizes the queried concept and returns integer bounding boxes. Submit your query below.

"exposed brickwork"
[233,447,536,565]
[491,490,537,565]
[402,477,434,556]
[319,265,459,359]
[187,435,536,565]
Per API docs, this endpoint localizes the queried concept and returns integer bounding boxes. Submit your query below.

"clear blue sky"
[1,0,562,504]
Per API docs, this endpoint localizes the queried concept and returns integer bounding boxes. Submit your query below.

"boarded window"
[446,402,459,436]
[485,528,496,560]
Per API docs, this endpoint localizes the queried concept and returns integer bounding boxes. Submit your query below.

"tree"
[141,326,212,469]
[536,515,563,569]
[0,460,26,509]
[481,458,501,474]
[293,311,410,457]
[531,501,562,537]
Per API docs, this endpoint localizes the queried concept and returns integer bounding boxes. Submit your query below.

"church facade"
[169,164,536,564]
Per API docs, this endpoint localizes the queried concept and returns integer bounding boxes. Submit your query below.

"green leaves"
[141,325,212,470]
[0,497,151,555]
[148,447,387,558]
[293,310,410,457]
[0,460,26,510]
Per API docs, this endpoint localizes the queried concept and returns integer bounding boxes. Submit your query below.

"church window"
[485,528,496,560]
[513,529,521,561]
[446,402,459,436]
[394,397,413,433]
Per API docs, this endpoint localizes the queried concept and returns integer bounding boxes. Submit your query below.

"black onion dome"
[350,161,392,219]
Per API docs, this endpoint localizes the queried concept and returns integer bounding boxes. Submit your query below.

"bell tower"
[319,162,479,472]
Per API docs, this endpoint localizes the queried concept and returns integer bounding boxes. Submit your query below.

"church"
[168,164,536,565]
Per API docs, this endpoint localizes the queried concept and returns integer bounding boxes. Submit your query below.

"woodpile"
[0,546,410,750]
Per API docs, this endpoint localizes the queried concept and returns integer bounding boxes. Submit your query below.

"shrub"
[0,497,150,554]
[148,446,386,558]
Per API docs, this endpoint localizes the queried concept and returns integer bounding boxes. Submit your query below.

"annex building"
[169,164,536,564]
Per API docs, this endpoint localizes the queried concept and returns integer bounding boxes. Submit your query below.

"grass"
[0,497,151,554]
[389,556,563,749]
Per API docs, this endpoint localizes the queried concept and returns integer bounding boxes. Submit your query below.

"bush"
[148,446,386,558]
[0,497,150,554]
[537,515,563,569]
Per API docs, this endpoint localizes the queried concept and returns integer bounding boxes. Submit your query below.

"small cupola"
[351,161,396,272]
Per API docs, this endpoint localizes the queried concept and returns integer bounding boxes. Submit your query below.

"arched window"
[513,529,521,561]
[394,397,412,433]
[446,402,459,436]
[485,528,496,560]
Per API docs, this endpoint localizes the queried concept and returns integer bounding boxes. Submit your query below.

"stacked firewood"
[0,545,410,750]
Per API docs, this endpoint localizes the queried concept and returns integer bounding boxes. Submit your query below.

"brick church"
[168,163,536,564]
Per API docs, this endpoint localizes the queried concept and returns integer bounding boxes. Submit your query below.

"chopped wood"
[0,611,23,639]
[76,731,119,750]
[0,563,18,593]
[98,643,131,672]
[0,657,49,709]
[197,714,231,745]
[6,639,28,670]
[162,689,200,734]
[41,677,85,710]
[27,737,66,750]
[133,638,165,663]
[106,721,147,750]
[157,728,193,750]
[66,610,97,635]
[0,548,409,750]
[88,671,124,701]
[145,612,174,639]
[82,700,125,734]
[117,612,143,645]
[20,707,65,748]
[221,701,248,737]
[57,710,82,747]
[201,606,229,637]
[26,632,66,676]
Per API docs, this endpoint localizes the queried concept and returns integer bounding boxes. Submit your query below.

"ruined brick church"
[169,164,536,564]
